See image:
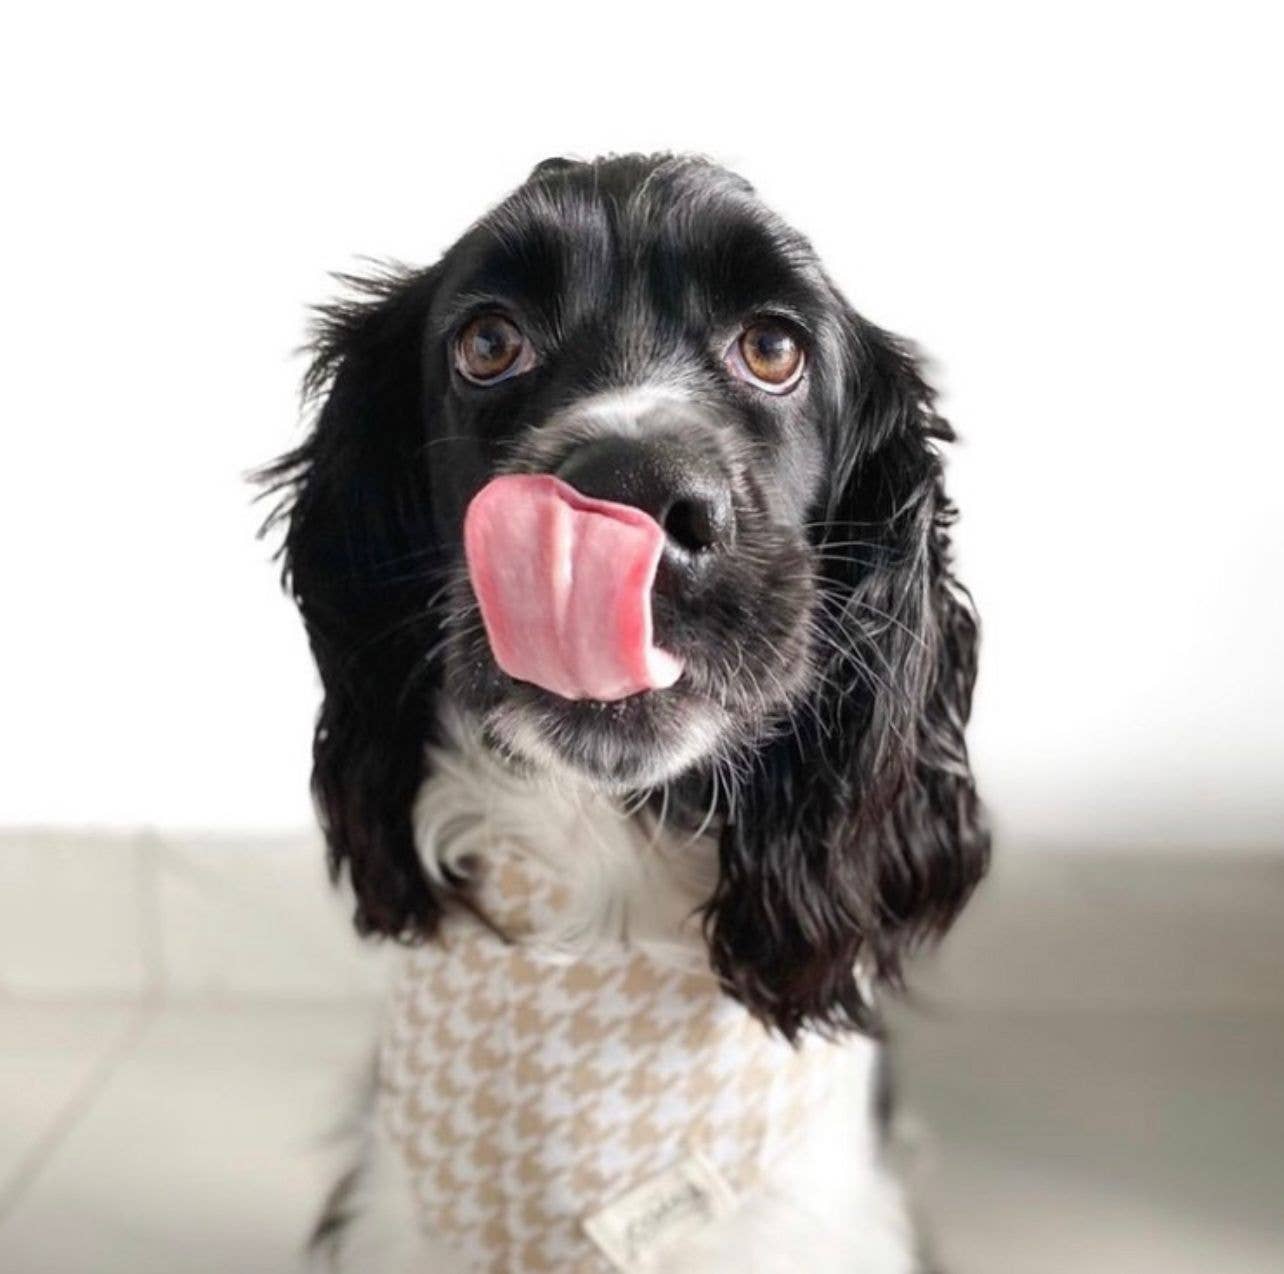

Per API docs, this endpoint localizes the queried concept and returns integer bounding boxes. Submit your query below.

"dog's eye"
[726,321,805,393]
[455,314,531,384]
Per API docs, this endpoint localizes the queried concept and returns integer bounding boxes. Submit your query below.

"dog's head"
[262,154,988,1037]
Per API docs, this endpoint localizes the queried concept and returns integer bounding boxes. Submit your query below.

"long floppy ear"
[706,319,989,1039]
[258,265,450,941]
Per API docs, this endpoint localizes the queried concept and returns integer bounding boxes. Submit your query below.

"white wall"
[4,3,1281,849]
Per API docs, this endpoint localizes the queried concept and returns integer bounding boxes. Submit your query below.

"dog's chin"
[482,686,732,793]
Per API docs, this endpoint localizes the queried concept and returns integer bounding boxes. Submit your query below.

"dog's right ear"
[257,264,450,942]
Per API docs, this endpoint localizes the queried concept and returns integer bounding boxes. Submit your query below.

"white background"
[3,3,1281,851]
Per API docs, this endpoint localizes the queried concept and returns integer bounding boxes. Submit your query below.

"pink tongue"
[463,474,683,702]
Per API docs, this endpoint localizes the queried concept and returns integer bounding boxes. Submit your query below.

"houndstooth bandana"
[378,842,846,1273]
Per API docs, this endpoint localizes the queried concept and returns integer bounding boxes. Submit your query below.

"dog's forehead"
[453,158,826,332]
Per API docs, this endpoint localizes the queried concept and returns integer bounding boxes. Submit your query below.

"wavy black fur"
[704,323,988,1038]
[260,265,455,940]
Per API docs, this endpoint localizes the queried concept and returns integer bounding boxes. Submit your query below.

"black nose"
[555,436,735,554]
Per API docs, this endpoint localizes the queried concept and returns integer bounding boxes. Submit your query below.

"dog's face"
[264,154,988,1037]
[426,158,845,788]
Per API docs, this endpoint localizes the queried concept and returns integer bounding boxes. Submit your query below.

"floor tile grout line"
[0,1000,163,1225]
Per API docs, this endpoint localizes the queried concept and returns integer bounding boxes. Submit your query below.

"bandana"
[378,843,846,1272]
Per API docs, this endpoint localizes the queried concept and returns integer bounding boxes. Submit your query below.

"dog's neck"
[412,712,721,969]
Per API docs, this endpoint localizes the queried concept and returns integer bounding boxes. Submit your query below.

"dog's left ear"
[706,315,990,1039]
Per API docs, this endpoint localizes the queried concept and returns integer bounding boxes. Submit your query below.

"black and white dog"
[262,153,987,1273]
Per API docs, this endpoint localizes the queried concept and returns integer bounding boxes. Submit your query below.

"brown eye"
[731,321,805,392]
[455,313,529,383]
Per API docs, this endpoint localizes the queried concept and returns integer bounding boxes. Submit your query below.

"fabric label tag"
[582,1151,738,1271]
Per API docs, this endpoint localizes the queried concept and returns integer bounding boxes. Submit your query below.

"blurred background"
[2,3,1281,1271]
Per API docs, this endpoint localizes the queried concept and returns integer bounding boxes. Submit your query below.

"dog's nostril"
[663,498,718,553]
[662,481,734,554]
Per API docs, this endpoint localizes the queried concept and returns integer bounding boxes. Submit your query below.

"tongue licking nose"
[463,474,684,702]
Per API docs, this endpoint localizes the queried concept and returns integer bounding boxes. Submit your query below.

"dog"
[261,153,988,1273]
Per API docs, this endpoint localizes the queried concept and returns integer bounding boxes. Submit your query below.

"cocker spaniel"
[261,152,987,1274]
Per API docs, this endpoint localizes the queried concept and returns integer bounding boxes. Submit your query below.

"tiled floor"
[2,838,1281,1273]
[0,1001,380,1274]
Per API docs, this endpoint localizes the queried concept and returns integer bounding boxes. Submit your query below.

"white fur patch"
[571,383,697,438]
[413,711,717,965]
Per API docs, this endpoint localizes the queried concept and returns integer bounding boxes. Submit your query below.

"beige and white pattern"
[378,844,846,1273]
